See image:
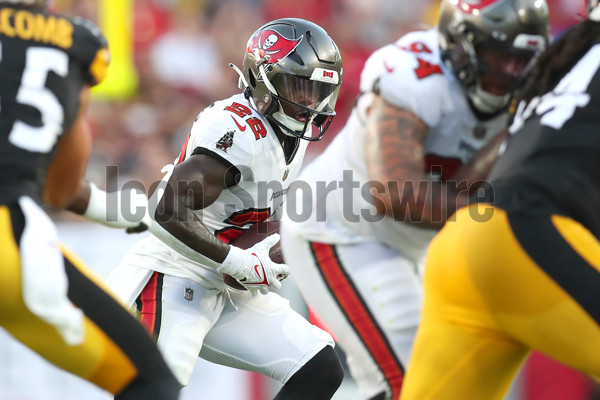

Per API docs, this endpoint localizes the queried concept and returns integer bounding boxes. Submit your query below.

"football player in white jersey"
[279,1,549,399]
[99,18,345,399]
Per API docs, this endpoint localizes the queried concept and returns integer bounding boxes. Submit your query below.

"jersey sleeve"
[186,105,259,174]
[69,16,110,86]
[366,34,453,128]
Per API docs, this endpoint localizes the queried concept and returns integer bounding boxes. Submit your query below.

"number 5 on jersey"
[3,43,69,153]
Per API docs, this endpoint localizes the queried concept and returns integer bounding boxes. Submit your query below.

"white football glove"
[217,234,289,296]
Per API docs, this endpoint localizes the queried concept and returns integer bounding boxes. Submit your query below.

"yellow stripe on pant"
[401,204,600,400]
[0,204,138,395]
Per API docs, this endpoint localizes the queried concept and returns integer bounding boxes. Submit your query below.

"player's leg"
[495,213,600,378]
[0,199,180,400]
[200,290,344,399]
[60,248,182,400]
[401,205,531,400]
[281,228,418,400]
[133,272,226,386]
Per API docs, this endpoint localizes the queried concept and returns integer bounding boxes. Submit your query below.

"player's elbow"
[155,194,175,225]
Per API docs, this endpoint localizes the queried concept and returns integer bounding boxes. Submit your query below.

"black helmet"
[438,0,550,114]
[232,18,342,141]
[0,0,46,7]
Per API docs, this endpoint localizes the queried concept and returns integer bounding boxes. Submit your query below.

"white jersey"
[284,29,509,262]
[123,93,308,287]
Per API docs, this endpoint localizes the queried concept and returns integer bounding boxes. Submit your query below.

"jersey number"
[511,45,600,132]
[225,102,267,140]
[400,41,442,80]
[5,44,69,153]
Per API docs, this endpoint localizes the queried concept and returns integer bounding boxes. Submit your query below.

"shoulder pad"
[188,100,262,165]
[372,31,452,127]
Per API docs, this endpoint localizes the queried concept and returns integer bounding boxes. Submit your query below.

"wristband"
[83,182,149,228]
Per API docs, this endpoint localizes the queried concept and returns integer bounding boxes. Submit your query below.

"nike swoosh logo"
[383,59,394,73]
[245,253,268,285]
[231,115,247,132]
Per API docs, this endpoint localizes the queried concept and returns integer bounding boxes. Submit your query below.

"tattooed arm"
[365,95,473,229]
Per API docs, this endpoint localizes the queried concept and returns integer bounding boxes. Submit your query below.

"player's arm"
[43,87,92,209]
[365,95,507,228]
[154,153,234,262]
[66,179,151,233]
[449,128,509,187]
[364,95,440,227]
[364,95,470,229]
[152,153,288,295]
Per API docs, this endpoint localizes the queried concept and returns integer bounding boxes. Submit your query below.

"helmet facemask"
[469,41,537,114]
[265,69,340,141]
[232,18,343,141]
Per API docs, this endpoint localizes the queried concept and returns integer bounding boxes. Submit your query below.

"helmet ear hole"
[248,70,256,89]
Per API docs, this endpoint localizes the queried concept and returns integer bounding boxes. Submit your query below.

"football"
[223,220,285,290]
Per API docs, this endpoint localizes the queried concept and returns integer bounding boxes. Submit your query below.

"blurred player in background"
[400,1,600,398]
[0,0,180,399]
[280,1,549,399]
[103,18,346,399]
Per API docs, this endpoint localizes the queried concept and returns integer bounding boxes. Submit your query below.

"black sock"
[274,345,344,400]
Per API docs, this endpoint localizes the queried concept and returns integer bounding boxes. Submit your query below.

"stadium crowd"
[49,0,581,192]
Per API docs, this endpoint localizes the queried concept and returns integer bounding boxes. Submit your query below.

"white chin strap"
[272,110,313,137]
[468,81,511,114]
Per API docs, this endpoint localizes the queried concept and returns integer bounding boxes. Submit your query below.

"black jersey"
[0,5,108,204]
[487,43,600,238]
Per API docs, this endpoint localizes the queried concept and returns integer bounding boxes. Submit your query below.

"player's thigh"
[402,314,528,400]
[0,200,138,395]
[493,212,600,377]
[282,234,418,399]
[312,241,421,398]
[283,234,422,357]
[402,207,530,400]
[200,291,333,384]
[135,273,226,385]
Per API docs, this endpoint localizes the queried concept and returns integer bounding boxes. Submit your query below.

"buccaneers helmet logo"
[246,30,302,64]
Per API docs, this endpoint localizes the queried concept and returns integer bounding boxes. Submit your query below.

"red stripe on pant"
[139,272,161,338]
[310,242,404,399]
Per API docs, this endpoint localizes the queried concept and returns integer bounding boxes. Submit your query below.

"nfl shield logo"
[184,288,193,301]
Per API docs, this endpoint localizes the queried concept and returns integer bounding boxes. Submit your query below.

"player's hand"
[217,234,289,296]
[125,222,149,234]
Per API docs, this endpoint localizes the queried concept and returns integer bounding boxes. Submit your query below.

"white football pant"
[106,261,334,386]
[281,224,423,400]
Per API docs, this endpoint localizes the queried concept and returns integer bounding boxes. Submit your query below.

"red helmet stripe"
[456,0,500,14]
